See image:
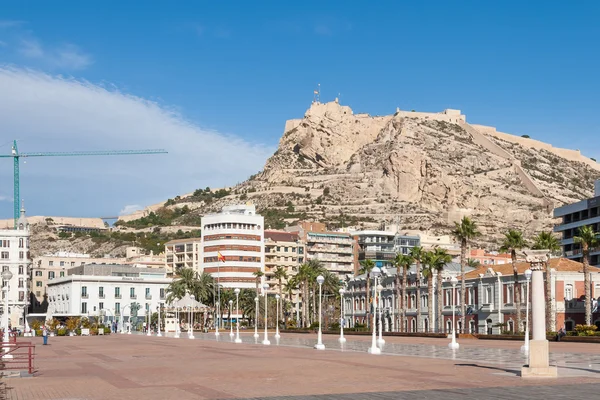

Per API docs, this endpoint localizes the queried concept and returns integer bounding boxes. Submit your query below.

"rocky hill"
[30,100,600,252]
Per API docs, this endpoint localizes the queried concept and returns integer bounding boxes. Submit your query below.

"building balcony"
[130,295,137,300]
[146,295,152,300]
[308,245,353,254]
[115,294,122,299]
[307,236,353,245]
[481,303,494,313]
[99,294,105,299]
[81,293,89,299]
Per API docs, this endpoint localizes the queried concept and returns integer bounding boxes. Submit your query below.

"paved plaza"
[4,332,600,399]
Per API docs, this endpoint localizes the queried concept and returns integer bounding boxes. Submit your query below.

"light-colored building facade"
[554,179,600,267]
[31,251,125,312]
[201,205,265,290]
[264,230,303,294]
[46,264,170,327]
[343,257,596,334]
[469,249,513,266]
[0,207,31,329]
[164,238,202,276]
[352,230,420,270]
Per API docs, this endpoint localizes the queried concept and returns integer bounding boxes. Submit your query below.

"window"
[49,261,54,266]
[130,287,136,298]
[35,271,42,276]
[1,252,8,259]
[507,285,514,303]
[99,302,104,310]
[18,265,23,275]
[145,288,151,298]
[18,238,24,248]
[565,284,573,301]
[18,291,24,301]
[18,278,24,288]
[36,281,42,287]
[71,262,75,267]
[48,271,55,279]
[485,286,492,303]
[81,286,87,297]
[59,261,64,267]
[81,302,87,314]
[115,302,120,315]
[18,251,24,260]
[99,287,104,298]
[115,287,121,298]
[60,271,64,277]
[160,288,165,299]
[0,240,9,248]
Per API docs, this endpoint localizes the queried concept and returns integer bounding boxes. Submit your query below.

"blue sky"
[1,1,599,219]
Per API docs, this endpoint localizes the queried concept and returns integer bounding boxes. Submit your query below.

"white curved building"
[201,205,265,290]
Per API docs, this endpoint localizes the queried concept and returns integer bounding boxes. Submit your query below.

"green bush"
[575,324,598,336]
[103,327,111,335]
[35,329,42,336]
[57,328,67,336]
[75,329,82,336]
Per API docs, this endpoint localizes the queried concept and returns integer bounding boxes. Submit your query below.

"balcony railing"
[81,293,88,299]
[99,294,105,299]
[115,294,122,299]
[130,295,137,299]
[146,294,152,300]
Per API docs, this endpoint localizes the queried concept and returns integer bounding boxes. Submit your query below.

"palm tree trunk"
[312,285,316,326]
[584,246,591,325]
[402,267,407,332]
[278,278,283,328]
[544,259,554,331]
[428,278,434,333]
[366,273,370,329]
[460,239,467,333]
[395,273,401,332]
[436,271,443,333]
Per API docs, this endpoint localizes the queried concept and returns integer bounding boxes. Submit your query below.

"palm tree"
[452,217,481,332]
[194,272,216,305]
[252,270,264,295]
[467,258,481,269]
[410,246,424,332]
[358,259,375,328]
[500,229,527,332]
[532,231,561,331]
[574,225,598,326]
[273,266,288,325]
[433,248,452,333]
[283,277,298,328]
[166,267,198,304]
[394,253,413,332]
[296,263,311,327]
[421,250,435,332]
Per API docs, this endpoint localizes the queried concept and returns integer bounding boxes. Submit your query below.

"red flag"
[217,251,226,263]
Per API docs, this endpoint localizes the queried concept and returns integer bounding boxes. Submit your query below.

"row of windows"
[204,234,261,242]
[205,245,262,252]
[204,256,261,263]
[80,301,158,315]
[204,223,260,231]
[79,286,164,299]
[0,238,28,248]
[1,251,27,260]
[2,265,26,275]
[48,260,86,267]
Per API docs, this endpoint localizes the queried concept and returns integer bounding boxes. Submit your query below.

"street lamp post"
[262,283,270,345]
[2,270,13,359]
[234,288,241,343]
[314,275,325,350]
[448,276,459,350]
[157,303,162,337]
[377,284,385,346]
[339,288,346,343]
[521,269,532,354]
[253,296,259,339]
[146,307,151,336]
[215,296,220,337]
[229,299,234,338]
[275,294,281,339]
[368,267,381,354]
[189,294,195,339]
[174,306,180,338]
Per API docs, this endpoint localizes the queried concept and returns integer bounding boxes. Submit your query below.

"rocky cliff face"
[228,100,600,246]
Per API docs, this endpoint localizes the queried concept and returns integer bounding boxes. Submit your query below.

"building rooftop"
[463,257,596,279]
[165,237,201,245]
[67,263,166,277]
[264,230,300,242]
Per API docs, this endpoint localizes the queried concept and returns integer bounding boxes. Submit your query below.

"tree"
[394,253,413,332]
[283,277,298,328]
[166,268,197,304]
[467,258,481,269]
[500,229,527,332]
[252,270,264,296]
[452,217,481,332]
[432,248,452,333]
[421,251,435,332]
[273,266,288,325]
[410,246,424,332]
[358,259,375,329]
[574,225,598,326]
[532,231,561,331]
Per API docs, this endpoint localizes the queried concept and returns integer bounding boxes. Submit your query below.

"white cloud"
[0,67,274,218]
[18,39,92,70]
[0,20,23,29]
[119,204,143,216]
[0,195,12,202]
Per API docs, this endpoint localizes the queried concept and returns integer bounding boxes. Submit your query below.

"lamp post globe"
[339,288,346,343]
[376,283,385,346]
[2,270,13,346]
[448,276,459,350]
[262,283,270,345]
[368,267,381,354]
[253,296,259,339]
[521,269,532,354]
[314,275,325,350]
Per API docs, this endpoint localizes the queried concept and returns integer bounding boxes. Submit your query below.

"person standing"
[42,326,48,345]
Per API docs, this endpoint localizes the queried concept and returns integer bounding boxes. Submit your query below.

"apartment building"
[31,252,124,312]
[164,238,202,275]
[46,264,170,327]
[469,249,513,266]
[343,257,596,334]
[286,221,354,278]
[554,179,600,267]
[0,207,31,329]
[264,230,303,294]
[352,230,420,270]
[201,205,265,290]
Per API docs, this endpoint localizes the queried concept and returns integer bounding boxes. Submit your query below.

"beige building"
[264,230,304,294]
[286,221,355,278]
[164,238,202,276]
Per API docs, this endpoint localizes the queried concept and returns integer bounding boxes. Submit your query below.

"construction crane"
[0,140,167,228]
